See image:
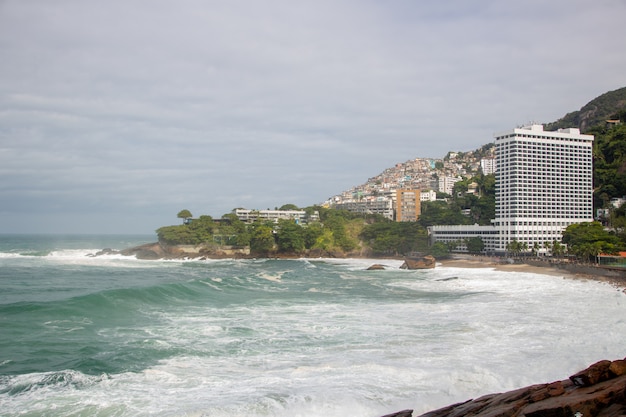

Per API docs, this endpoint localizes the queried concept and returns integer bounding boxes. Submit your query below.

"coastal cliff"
[384,358,626,417]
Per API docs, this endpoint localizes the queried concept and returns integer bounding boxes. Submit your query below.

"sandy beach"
[438,256,626,291]
[439,258,568,276]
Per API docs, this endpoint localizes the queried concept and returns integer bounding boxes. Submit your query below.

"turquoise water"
[1,235,625,416]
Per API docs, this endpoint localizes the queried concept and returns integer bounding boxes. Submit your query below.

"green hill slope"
[545,86,626,132]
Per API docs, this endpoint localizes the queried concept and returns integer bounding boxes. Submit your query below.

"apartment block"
[333,199,394,220]
[438,176,462,195]
[481,157,496,175]
[396,189,421,222]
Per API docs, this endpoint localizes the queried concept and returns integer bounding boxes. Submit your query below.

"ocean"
[0,234,624,417]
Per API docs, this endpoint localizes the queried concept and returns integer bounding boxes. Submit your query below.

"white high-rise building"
[429,124,594,254]
[492,124,594,252]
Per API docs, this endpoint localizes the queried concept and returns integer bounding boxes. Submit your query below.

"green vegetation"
[359,221,428,256]
[561,222,622,263]
[157,205,434,257]
[590,123,626,210]
[466,236,485,254]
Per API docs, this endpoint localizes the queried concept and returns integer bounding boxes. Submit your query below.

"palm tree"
[532,242,540,257]
[551,240,565,259]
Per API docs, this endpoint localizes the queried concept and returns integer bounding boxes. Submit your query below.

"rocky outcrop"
[382,411,413,417]
[93,242,251,260]
[382,358,626,417]
[120,242,168,259]
[400,255,436,270]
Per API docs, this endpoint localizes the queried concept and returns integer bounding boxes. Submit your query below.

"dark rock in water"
[120,242,168,260]
[415,358,626,417]
[400,255,436,269]
[381,410,413,417]
[367,264,386,270]
[91,248,120,257]
[436,277,458,282]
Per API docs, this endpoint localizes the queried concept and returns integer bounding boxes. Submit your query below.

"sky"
[1,0,626,235]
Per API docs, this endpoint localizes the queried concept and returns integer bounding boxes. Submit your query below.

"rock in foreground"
[383,358,626,417]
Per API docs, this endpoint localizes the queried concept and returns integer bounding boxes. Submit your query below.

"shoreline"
[110,241,626,291]
[438,256,626,291]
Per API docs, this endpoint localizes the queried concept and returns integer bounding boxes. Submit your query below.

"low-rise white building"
[420,190,437,202]
[234,209,317,225]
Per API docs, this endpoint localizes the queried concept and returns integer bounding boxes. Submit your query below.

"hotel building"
[430,124,594,253]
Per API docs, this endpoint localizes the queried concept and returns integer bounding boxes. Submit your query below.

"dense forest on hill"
[158,87,626,260]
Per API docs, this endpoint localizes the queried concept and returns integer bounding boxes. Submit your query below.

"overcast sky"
[1,0,625,235]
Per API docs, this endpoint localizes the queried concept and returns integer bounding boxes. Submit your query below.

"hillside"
[545,86,626,132]
[327,86,626,213]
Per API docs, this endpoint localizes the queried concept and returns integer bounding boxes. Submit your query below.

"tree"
[276,220,305,253]
[187,215,215,243]
[551,240,565,259]
[177,209,193,224]
[466,236,485,254]
[221,213,250,246]
[250,222,275,255]
[430,241,450,259]
[531,242,540,256]
[303,222,324,249]
[506,239,526,257]
[561,221,621,262]
[157,225,197,245]
[359,222,428,255]
[418,201,469,227]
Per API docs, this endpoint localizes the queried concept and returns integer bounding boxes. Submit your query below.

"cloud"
[1,0,626,233]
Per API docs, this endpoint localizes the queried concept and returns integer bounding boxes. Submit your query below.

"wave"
[0,369,109,396]
[0,250,49,259]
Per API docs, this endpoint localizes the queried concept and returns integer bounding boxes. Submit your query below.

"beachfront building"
[233,208,318,225]
[396,189,421,222]
[430,124,594,254]
[428,224,500,253]
[492,124,594,252]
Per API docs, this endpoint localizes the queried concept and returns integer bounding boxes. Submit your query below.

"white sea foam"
[1,258,624,417]
[315,257,405,270]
